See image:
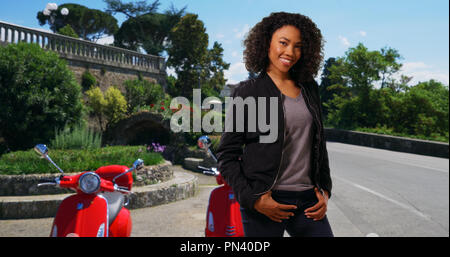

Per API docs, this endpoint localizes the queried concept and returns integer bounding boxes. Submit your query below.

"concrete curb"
[0,171,198,219]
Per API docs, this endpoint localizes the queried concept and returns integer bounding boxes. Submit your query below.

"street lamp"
[43,3,69,26]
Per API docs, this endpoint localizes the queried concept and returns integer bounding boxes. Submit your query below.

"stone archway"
[103,111,182,147]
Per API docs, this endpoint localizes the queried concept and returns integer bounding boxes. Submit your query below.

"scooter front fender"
[51,194,109,237]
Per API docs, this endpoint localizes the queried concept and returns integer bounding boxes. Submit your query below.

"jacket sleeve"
[215,85,261,210]
[311,79,333,198]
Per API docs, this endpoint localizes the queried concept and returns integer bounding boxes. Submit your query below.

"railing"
[0,20,165,73]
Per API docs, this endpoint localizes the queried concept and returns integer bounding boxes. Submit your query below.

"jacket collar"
[258,71,305,96]
[258,71,282,96]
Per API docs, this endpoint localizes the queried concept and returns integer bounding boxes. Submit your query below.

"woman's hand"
[253,191,297,223]
[304,187,329,221]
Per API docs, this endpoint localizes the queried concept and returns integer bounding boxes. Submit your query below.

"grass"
[0,145,165,175]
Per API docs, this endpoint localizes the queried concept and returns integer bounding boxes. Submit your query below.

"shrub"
[104,86,128,124]
[0,42,84,151]
[50,123,102,150]
[58,24,79,39]
[0,145,164,175]
[124,79,165,114]
[81,70,97,91]
[85,86,127,131]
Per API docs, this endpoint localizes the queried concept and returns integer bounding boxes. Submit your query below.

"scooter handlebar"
[37,178,59,187]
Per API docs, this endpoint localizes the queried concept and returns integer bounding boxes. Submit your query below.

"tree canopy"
[37,3,119,42]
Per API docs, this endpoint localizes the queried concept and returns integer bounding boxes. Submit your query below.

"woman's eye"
[280,41,287,45]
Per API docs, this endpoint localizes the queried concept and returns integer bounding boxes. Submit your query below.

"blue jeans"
[240,189,334,237]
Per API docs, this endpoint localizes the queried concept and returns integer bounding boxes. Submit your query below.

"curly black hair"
[243,12,324,83]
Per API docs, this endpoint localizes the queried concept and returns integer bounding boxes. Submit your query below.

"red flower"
[161,101,165,105]
[150,104,154,108]
[161,106,165,110]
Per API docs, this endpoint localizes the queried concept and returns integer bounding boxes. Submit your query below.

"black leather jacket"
[216,71,332,210]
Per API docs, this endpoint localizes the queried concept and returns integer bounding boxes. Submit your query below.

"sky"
[0,0,448,86]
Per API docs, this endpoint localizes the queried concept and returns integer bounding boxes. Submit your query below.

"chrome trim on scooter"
[97,194,109,237]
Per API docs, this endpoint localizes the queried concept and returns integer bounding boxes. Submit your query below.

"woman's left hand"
[304,187,329,221]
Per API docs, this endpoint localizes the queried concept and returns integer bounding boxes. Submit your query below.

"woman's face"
[267,25,302,76]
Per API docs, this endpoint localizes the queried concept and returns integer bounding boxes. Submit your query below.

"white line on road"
[333,176,432,221]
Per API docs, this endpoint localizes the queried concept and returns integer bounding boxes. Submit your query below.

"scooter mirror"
[113,159,144,184]
[197,135,211,150]
[133,159,144,170]
[34,144,48,157]
[33,144,65,175]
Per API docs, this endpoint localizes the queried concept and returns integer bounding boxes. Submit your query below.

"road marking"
[333,176,431,221]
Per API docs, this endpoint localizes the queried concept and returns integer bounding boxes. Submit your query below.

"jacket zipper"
[255,92,286,196]
[301,84,323,188]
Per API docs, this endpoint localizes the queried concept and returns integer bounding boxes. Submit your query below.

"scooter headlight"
[79,172,101,194]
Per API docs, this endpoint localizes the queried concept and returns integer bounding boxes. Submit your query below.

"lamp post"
[43,3,69,28]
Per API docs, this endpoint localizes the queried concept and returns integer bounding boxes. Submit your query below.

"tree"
[105,0,186,55]
[0,43,84,150]
[200,42,230,98]
[326,43,403,127]
[379,47,402,89]
[166,14,229,99]
[113,11,185,55]
[37,3,119,42]
[58,24,79,38]
[319,57,347,117]
[166,13,208,98]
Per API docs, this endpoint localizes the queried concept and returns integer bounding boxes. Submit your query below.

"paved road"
[1,142,448,237]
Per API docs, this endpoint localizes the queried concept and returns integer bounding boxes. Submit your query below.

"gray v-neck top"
[273,91,315,192]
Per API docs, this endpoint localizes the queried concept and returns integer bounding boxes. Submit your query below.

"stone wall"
[66,58,167,94]
[0,160,173,196]
[325,128,449,158]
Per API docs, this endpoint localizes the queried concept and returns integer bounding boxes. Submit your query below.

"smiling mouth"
[280,57,293,65]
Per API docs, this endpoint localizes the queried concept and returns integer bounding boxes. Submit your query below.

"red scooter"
[34,144,143,237]
[197,136,244,237]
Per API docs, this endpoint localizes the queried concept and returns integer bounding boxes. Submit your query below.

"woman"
[216,12,333,237]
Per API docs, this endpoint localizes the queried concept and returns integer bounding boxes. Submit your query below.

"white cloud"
[338,35,350,47]
[216,33,225,39]
[359,30,367,37]
[166,66,177,78]
[96,35,114,45]
[395,62,449,86]
[234,24,250,39]
[224,62,248,84]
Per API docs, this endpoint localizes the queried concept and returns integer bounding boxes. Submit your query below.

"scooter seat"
[99,192,124,226]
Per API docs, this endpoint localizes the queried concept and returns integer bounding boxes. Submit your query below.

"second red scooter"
[197,135,244,237]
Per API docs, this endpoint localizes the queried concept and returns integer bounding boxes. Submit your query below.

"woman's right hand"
[253,191,297,222]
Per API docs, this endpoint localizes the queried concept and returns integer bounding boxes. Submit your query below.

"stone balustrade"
[0,20,165,74]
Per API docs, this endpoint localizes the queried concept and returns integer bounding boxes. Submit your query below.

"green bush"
[0,145,164,175]
[124,79,165,114]
[81,70,97,90]
[85,86,127,131]
[324,80,449,142]
[58,24,79,39]
[50,123,102,150]
[0,42,84,151]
